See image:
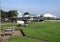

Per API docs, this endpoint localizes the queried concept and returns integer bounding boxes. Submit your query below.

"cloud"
[44,13,57,17]
[17,10,22,17]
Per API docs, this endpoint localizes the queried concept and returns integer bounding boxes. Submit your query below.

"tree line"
[0,10,18,18]
[1,10,59,20]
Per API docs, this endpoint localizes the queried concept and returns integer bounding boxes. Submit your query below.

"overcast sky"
[1,0,60,17]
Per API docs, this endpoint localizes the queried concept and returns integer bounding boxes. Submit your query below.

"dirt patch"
[13,30,23,36]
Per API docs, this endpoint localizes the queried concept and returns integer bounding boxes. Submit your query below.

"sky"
[1,0,60,17]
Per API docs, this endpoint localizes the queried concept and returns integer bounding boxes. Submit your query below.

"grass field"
[7,36,40,42]
[1,22,60,42]
[22,22,60,42]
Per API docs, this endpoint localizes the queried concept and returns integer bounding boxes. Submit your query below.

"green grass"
[7,36,40,42]
[1,23,16,29]
[22,22,60,42]
[1,22,60,42]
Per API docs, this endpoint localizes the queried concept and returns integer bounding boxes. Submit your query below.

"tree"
[23,12,30,17]
[0,10,7,18]
[7,10,18,18]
